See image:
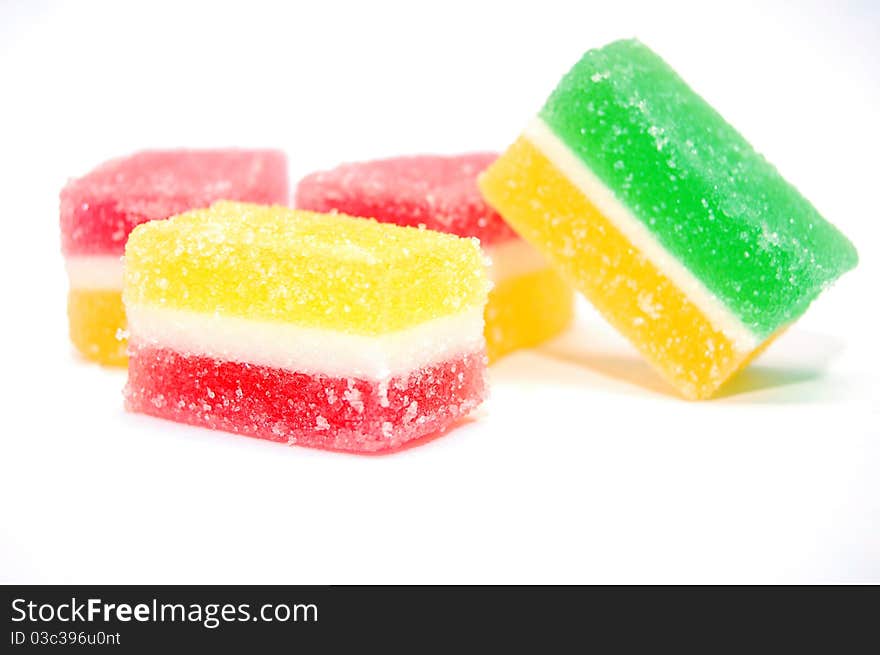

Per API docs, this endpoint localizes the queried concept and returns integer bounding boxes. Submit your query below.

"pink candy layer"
[294,153,517,246]
[125,343,487,454]
[61,150,289,255]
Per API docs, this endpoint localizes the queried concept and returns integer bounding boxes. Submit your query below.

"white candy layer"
[126,304,485,380]
[484,238,553,283]
[65,255,124,290]
[524,118,759,352]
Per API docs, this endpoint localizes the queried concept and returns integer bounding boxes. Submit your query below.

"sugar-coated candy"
[60,150,289,365]
[123,202,489,453]
[479,39,858,399]
[296,154,573,362]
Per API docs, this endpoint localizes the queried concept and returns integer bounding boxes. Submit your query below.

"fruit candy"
[61,150,288,365]
[296,154,573,362]
[123,202,490,453]
[479,39,857,399]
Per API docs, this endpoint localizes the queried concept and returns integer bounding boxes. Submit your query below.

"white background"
[1,0,877,583]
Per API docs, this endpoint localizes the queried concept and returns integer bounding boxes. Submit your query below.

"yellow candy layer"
[479,137,762,399]
[68,289,127,366]
[124,202,489,335]
[485,268,573,362]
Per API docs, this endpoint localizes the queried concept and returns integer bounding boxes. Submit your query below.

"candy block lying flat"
[123,202,489,453]
[479,39,858,399]
[60,150,289,365]
[295,154,574,362]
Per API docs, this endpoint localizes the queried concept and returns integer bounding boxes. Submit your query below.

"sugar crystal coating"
[124,201,488,334]
[126,346,485,454]
[295,154,517,244]
[61,149,289,255]
[539,39,857,336]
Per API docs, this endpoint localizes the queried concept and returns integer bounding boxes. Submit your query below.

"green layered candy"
[539,39,858,338]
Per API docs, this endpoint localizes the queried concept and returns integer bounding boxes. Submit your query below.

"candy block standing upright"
[295,154,574,362]
[479,39,857,399]
[123,202,489,453]
[60,150,289,365]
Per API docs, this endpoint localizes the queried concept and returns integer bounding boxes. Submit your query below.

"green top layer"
[539,39,857,337]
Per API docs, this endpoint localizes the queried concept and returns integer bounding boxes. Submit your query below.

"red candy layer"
[61,150,288,255]
[294,153,517,245]
[125,344,487,454]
